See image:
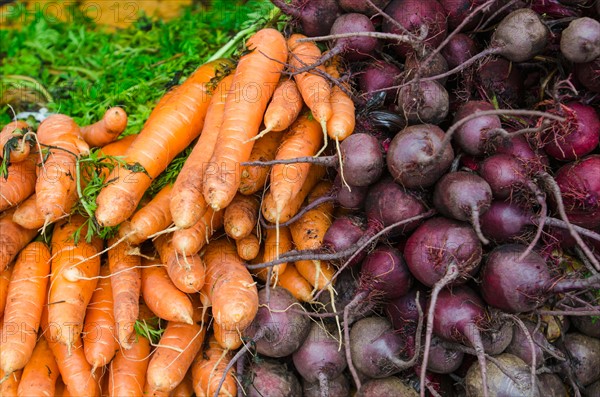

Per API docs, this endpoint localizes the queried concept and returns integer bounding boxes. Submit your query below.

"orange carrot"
[0,263,12,318]
[0,154,36,212]
[119,184,173,245]
[83,265,117,370]
[141,257,194,324]
[107,335,151,397]
[0,369,21,397]
[146,320,206,393]
[172,208,223,256]
[94,59,233,227]
[0,121,31,163]
[325,57,355,142]
[236,232,260,261]
[204,238,258,331]
[169,371,194,397]
[107,237,141,349]
[261,164,325,224]
[48,215,103,349]
[35,114,89,224]
[54,377,68,397]
[252,79,303,141]
[154,234,206,293]
[97,134,137,156]
[170,73,234,229]
[278,264,314,303]
[255,226,293,282]
[270,113,323,218]
[288,34,332,153]
[144,382,170,397]
[1,242,51,376]
[213,322,243,350]
[191,335,236,397]
[238,130,284,196]
[0,208,38,273]
[203,29,288,211]
[16,337,60,397]
[224,193,259,240]
[12,194,45,230]
[80,107,128,147]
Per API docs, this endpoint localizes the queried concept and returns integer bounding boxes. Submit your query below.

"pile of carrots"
[0,27,355,396]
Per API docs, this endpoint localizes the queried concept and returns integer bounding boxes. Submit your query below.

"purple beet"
[433,171,493,244]
[271,0,342,37]
[575,58,600,93]
[427,336,464,374]
[452,101,502,156]
[385,287,427,335]
[340,133,384,187]
[441,33,478,69]
[339,0,391,16]
[562,333,600,386]
[322,216,365,265]
[359,60,401,102]
[334,175,368,210]
[404,51,449,84]
[480,244,600,313]
[396,80,449,125]
[479,154,531,200]
[495,135,549,173]
[386,124,454,189]
[505,320,553,368]
[477,57,524,108]
[439,0,490,30]
[246,358,302,397]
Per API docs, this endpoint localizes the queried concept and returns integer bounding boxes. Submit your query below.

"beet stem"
[540,218,600,242]
[366,0,417,39]
[465,326,490,397]
[343,292,366,391]
[318,371,330,397]
[506,314,537,394]
[260,195,337,229]
[471,206,490,245]
[236,351,246,397]
[213,339,254,397]
[420,262,460,397]
[476,0,519,31]
[540,171,600,271]
[241,156,337,167]
[518,182,548,261]
[390,291,424,370]
[269,0,300,18]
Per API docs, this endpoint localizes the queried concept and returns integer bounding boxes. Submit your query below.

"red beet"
[452,101,502,156]
[359,60,401,102]
[441,33,478,69]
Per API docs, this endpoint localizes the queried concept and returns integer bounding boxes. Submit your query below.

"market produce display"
[1,0,600,396]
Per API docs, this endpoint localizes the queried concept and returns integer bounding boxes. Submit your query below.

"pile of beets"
[237,1,600,396]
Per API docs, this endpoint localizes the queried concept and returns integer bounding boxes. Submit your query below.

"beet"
[439,0,489,30]
[322,216,365,261]
[452,101,502,156]
[272,0,342,37]
[339,0,391,17]
[562,333,600,386]
[491,8,549,62]
[480,244,600,313]
[317,268,358,315]
[246,358,302,397]
[359,246,413,300]
[334,176,368,210]
[303,374,350,397]
[480,317,514,355]
[385,287,427,334]
[329,13,379,61]
[584,380,600,397]
[396,80,449,125]
[575,58,600,93]
[427,336,464,374]
[404,51,449,84]
[357,377,419,397]
[560,17,600,63]
[477,57,524,108]
[554,154,600,229]
[433,171,492,244]
[571,315,600,339]
[465,353,541,397]
[495,135,549,173]
[386,124,454,189]
[441,33,478,70]
[537,373,568,397]
[349,316,416,378]
[243,287,311,358]
[480,201,533,242]
[382,0,448,58]
[292,322,347,393]
[505,320,551,368]
[340,133,384,187]
[359,60,401,102]
[479,154,531,200]
[542,102,600,161]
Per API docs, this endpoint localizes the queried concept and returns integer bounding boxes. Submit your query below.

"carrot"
[278,264,314,303]
[325,56,355,142]
[224,193,259,240]
[0,208,38,273]
[144,383,170,397]
[172,208,223,256]
[80,107,128,147]
[254,226,293,282]
[141,257,194,324]
[107,237,141,349]
[236,232,260,261]
[238,130,283,196]
[0,264,12,318]
[169,370,194,397]
[35,114,89,224]
[54,377,68,397]
[261,164,325,224]
[83,265,117,370]
[170,73,234,229]
[16,337,60,397]
[0,370,21,397]
[146,320,206,393]
[0,153,36,212]
[288,34,332,154]
[97,134,137,156]
[12,194,45,230]
[118,184,173,246]
[48,215,103,349]
[204,238,258,332]
[1,242,51,376]
[0,121,31,163]
[191,335,236,397]
[202,29,288,211]
[107,335,151,397]
[213,322,243,350]
[94,59,233,227]
[154,234,206,293]
[252,79,303,141]
[270,113,323,220]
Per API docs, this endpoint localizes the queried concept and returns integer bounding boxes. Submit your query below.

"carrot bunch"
[0,26,356,396]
